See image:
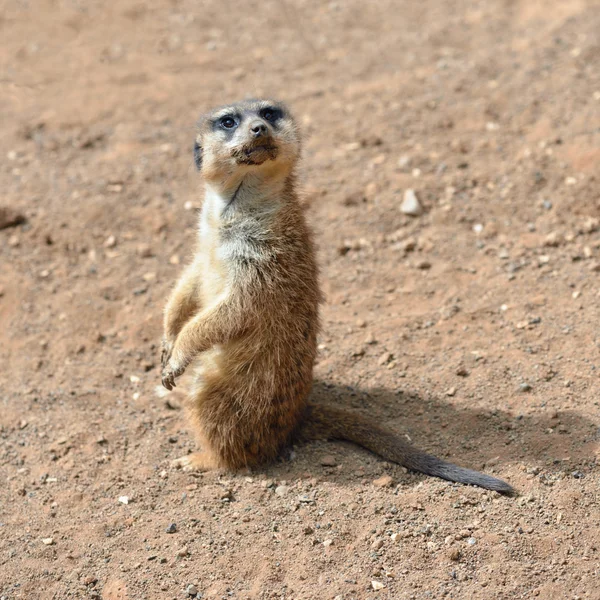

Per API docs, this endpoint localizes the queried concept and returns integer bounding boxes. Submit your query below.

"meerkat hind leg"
[171,451,219,472]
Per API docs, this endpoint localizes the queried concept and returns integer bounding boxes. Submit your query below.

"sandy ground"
[1,1,600,598]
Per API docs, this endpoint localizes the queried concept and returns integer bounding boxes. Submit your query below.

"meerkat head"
[193,99,300,184]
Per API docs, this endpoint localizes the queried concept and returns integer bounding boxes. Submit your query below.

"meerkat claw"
[162,362,185,390]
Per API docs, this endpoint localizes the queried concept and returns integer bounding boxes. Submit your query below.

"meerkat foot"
[171,452,218,472]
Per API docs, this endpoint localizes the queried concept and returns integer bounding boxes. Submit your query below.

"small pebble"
[519,382,532,393]
[320,455,337,467]
[42,537,54,545]
[103,235,116,248]
[275,485,289,497]
[166,523,177,534]
[371,581,385,591]
[448,548,461,561]
[372,475,393,488]
[186,584,198,596]
[400,189,423,216]
[377,352,393,366]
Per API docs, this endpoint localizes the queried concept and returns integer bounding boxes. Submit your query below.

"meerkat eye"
[219,116,237,129]
[260,107,282,122]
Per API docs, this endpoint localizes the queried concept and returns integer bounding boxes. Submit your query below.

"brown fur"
[160,99,514,494]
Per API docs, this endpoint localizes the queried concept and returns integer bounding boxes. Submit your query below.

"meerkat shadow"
[273,379,598,489]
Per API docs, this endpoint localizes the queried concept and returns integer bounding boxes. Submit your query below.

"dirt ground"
[1,0,600,598]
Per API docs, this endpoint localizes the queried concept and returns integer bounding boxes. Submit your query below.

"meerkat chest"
[197,200,230,307]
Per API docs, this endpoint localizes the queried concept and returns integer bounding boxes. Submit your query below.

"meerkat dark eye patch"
[259,107,283,124]
[193,141,202,170]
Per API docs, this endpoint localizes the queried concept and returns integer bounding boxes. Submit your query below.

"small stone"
[42,537,54,545]
[371,581,385,591]
[303,526,314,535]
[103,235,117,248]
[177,546,189,557]
[544,231,562,247]
[320,455,337,467]
[166,523,177,534]
[297,493,316,504]
[83,575,98,586]
[448,548,461,561]
[398,155,411,169]
[186,584,198,596]
[274,485,289,497]
[372,475,393,488]
[377,352,393,366]
[400,189,423,216]
[220,488,233,501]
[446,387,456,397]
[390,533,400,543]
[118,496,130,505]
[371,538,384,550]
[455,367,469,377]
[417,260,431,270]
[519,382,532,393]
[323,539,334,547]
[466,537,476,545]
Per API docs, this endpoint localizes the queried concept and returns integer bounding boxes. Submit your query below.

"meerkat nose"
[250,121,268,138]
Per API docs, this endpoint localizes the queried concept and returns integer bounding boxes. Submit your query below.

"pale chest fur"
[197,190,231,308]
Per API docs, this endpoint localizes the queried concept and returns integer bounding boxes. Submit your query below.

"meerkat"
[160,98,513,494]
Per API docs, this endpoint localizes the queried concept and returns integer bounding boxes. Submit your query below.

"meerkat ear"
[193,140,203,170]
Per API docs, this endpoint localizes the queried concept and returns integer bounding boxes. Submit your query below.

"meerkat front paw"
[161,337,174,370]
[161,361,185,391]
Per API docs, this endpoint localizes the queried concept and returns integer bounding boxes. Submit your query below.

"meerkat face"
[194,99,300,182]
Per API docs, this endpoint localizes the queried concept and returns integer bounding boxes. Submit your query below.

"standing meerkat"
[160,98,513,494]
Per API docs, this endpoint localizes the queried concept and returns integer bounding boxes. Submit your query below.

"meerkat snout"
[249,121,269,138]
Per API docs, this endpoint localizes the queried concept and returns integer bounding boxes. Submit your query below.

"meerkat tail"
[304,404,514,494]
